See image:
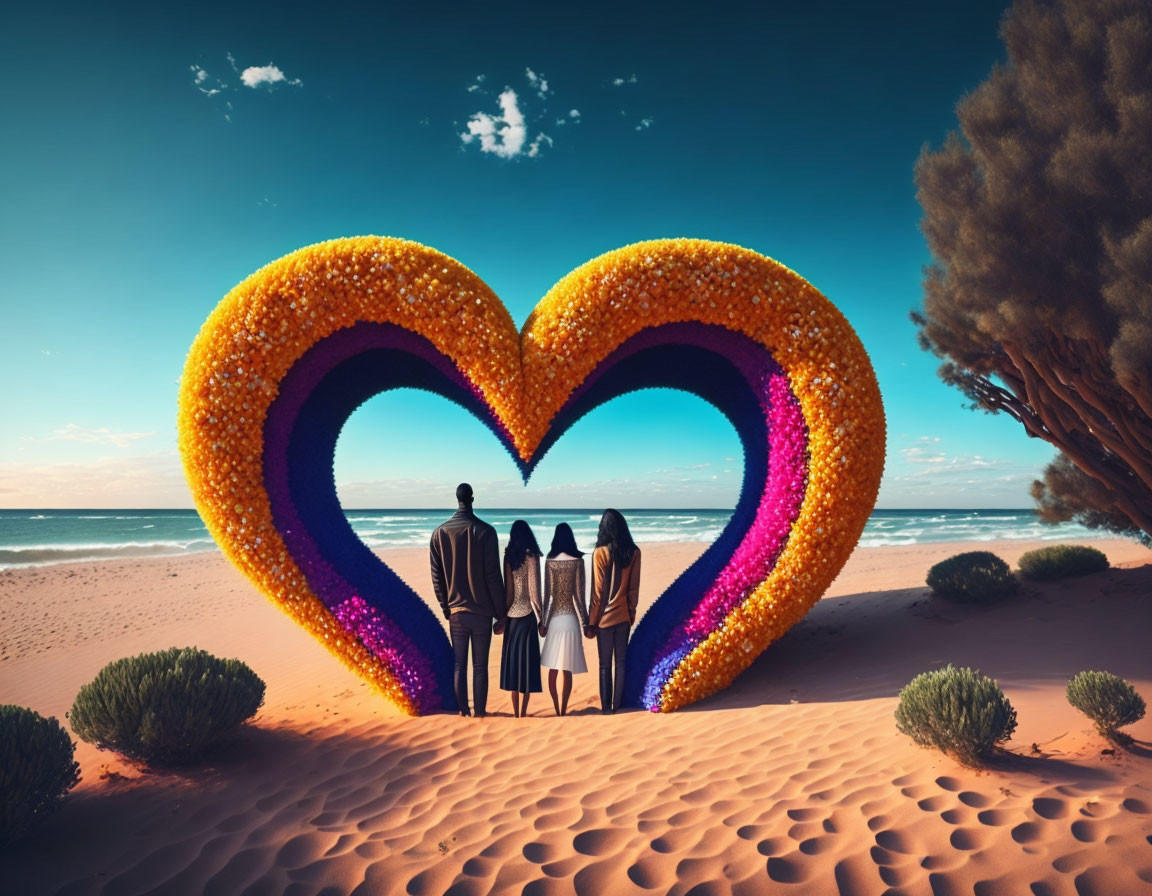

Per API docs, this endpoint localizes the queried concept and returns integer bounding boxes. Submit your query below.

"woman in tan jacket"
[587,509,641,714]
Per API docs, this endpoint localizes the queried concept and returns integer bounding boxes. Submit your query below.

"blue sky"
[0,0,1058,509]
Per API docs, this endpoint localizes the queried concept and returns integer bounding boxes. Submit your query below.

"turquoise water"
[0,508,1113,569]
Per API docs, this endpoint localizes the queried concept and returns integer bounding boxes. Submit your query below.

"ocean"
[0,509,1117,570]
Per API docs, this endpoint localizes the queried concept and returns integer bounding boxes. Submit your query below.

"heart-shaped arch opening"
[179,236,885,716]
[263,320,806,714]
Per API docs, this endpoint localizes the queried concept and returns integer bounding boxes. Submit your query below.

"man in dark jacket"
[429,483,506,717]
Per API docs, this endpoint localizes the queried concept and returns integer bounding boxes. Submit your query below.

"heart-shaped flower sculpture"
[178,237,884,715]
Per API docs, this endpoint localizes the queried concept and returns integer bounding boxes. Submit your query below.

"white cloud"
[898,435,962,466]
[0,452,189,508]
[635,117,653,131]
[23,424,156,448]
[526,132,552,157]
[460,70,574,158]
[461,88,530,159]
[612,74,638,86]
[239,63,301,89]
[877,440,1052,509]
[525,67,550,98]
[899,445,946,464]
[189,64,224,96]
[190,56,300,118]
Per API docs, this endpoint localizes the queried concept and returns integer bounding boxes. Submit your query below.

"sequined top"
[542,557,588,626]
[504,554,542,618]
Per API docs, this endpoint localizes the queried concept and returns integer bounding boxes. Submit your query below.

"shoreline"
[2,536,1150,894]
[0,529,1139,573]
[0,506,1134,572]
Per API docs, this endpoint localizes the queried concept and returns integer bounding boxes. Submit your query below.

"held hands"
[493,619,506,635]
[538,622,548,637]
[583,625,598,639]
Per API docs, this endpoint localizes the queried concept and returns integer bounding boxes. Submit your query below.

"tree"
[913,0,1152,540]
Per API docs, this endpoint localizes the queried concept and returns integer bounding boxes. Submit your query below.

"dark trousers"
[450,611,492,715]
[596,622,629,712]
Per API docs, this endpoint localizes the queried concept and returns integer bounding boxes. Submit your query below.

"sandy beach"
[2,537,1151,895]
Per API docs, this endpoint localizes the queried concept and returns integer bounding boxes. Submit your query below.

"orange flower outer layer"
[178,236,885,714]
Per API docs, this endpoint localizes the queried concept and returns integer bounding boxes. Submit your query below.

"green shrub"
[894,665,1018,765]
[0,705,81,841]
[926,551,1017,603]
[1066,670,1146,742]
[68,647,265,764]
[1018,544,1109,580]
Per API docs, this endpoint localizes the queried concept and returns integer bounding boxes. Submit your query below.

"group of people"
[429,483,642,718]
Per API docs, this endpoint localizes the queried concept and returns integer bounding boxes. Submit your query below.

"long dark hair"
[596,508,638,568]
[504,519,542,571]
[547,522,585,558]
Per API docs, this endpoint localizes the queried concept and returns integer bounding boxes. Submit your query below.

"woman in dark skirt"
[498,519,543,717]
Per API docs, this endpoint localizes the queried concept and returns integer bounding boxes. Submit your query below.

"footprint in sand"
[948,827,989,851]
[876,861,918,888]
[572,828,626,857]
[798,835,835,855]
[522,842,558,865]
[975,808,1013,826]
[833,855,879,896]
[786,821,823,842]
[1011,821,1043,844]
[940,808,969,825]
[873,829,914,854]
[765,854,809,884]
[1032,797,1068,820]
[626,856,667,889]
[868,841,922,888]
[1069,819,1103,843]
[957,791,991,808]
[754,836,793,857]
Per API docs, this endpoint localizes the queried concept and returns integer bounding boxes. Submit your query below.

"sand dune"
[1,538,1150,894]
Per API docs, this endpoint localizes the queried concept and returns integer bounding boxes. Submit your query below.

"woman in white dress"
[539,522,589,716]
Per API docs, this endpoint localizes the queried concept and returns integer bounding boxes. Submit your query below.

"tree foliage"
[68,647,265,764]
[0,705,81,841]
[1066,670,1146,741]
[913,0,1152,539]
[895,665,1018,766]
[926,550,1018,602]
[1017,543,1110,579]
